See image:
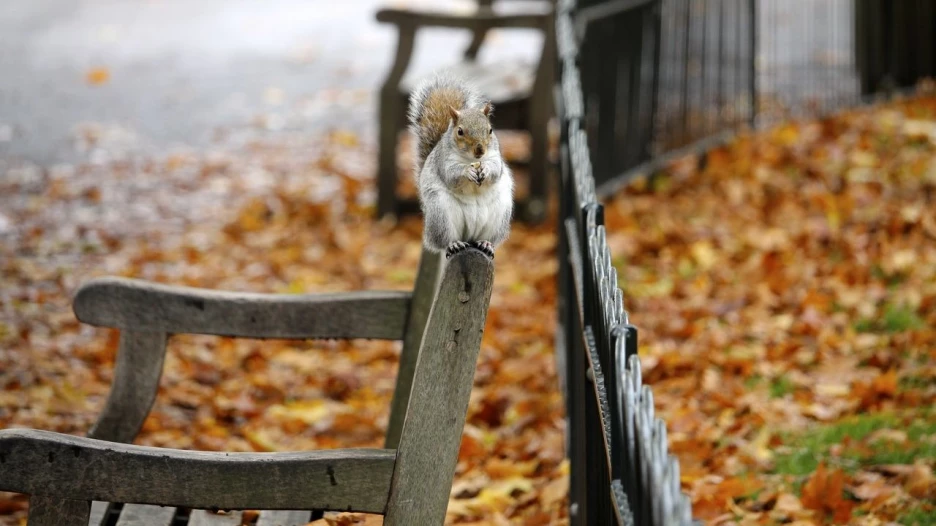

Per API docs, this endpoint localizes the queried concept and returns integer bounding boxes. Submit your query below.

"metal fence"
[582,0,936,197]
[556,0,693,523]
[556,0,936,524]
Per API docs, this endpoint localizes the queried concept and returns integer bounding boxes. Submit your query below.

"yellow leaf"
[243,428,280,452]
[690,241,717,270]
[86,67,110,85]
[331,130,359,147]
[267,399,351,425]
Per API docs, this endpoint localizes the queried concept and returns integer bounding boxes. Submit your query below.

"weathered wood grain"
[87,500,111,525]
[399,60,536,104]
[27,495,89,526]
[89,331,167,443]
[82,331,172,524]
[384,249,494,526]
[376,5,552,30]
[376,17,416,218]
[0,429,395,513]
[73,277,412,340]
[188,510,243,525]
[256,510,314,526]
[385,247,442,449]
[115,504,175,525]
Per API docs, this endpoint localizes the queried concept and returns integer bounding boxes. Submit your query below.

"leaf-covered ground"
[2,95,935,526]
[606,96,936,525]
[0,131,566,525]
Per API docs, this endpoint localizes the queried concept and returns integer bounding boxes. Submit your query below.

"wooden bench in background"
[375,0,556,224]
[0,248,495,526]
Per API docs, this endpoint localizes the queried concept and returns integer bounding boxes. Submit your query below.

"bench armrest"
[376,5,552,31]
[0,429,395,514]
[73,277,412,340]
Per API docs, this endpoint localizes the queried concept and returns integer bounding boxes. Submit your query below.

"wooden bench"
[375,0,556,223]
[0,248,495,526]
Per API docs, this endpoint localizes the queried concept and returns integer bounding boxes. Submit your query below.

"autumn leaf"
[5,81,936,525]
[801,463,855,524]
[904,463,935,500]
[85,67,110,85]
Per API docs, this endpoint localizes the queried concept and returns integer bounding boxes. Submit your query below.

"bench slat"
[376,5,551,30]
[115,504,176,525]
[256,510,314,525]
[385,247,443,449]
[188,510,243,525]
[89,330,167,444]
[400,60,536,104]
[73,277,412,340]
[385,249,495,526]
[0,429,395,513]
[88,501,111,526]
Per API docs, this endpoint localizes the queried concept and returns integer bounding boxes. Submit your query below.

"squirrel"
[408,73,514,259]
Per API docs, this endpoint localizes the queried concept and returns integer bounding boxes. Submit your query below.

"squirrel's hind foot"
[472,241,495,259]
[445,241,471,259]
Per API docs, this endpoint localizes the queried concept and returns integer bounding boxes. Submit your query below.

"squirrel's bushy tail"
[407,73,484,176]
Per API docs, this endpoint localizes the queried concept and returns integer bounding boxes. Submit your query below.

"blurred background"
[0,0,543,164]
[2,0,936,524]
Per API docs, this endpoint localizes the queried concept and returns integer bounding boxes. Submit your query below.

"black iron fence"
[556,0,936,524]
[556,0,693,523]
[575,0,936,196]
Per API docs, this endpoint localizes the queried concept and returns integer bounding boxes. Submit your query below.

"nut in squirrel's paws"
[470,162,484,186]
[446,241,471,259]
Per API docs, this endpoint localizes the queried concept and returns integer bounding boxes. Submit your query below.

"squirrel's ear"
[483,102,494,116]
[448,106,460,122]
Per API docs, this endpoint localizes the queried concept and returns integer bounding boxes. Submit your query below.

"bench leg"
[523,15,557,225]
[377,88,403,219]
[89,331,168,443]
[526,118,549,224]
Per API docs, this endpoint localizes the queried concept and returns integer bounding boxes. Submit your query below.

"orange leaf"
[801,463,855,524]
[905,463,935,499]
[85,67,110,85]
[872,369,898,397]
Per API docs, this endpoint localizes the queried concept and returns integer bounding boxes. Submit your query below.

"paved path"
[0,0,541,164]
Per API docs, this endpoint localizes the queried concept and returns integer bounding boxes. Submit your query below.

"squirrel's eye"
[489,128,493,134]
[457,128,464,136]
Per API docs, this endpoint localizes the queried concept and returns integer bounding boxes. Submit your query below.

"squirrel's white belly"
[449,180,510,241]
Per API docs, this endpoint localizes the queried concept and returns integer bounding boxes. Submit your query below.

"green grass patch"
[769,377,796,398]
[900,504,936,526]
[900,374,935,392]
[883,304,925,332]
[773,409,936,476]
[854,303,924,333]
[871,264,907,287]
[744,374,763,389]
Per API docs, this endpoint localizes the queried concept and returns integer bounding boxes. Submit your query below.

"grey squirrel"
[408,74,514,259]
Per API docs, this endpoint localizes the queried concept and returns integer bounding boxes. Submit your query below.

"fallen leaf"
[85,67,110,85]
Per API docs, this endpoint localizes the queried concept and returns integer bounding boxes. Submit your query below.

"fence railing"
[556,0,936,524]
[583,0,936,199]
[556,1,694,524]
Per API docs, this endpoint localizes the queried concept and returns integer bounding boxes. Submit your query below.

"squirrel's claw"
[472,241,495,259]
[474,166,486,186]
[446,241,471,259]
[467,165,484,186]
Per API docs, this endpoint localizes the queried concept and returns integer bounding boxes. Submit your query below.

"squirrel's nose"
[474,146,484,158]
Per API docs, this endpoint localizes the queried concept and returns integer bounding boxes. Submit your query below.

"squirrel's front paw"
[472,241,495,259]
[469,162,485,186]
[446,241,471,258]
